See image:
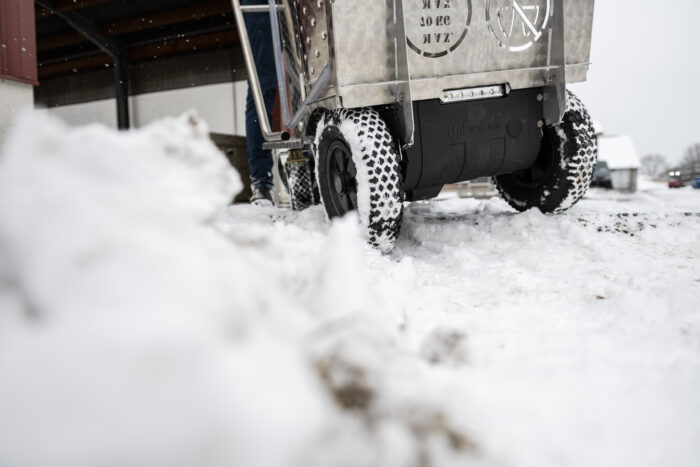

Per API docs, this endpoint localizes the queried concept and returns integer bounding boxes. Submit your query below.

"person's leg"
[243,0,278,193]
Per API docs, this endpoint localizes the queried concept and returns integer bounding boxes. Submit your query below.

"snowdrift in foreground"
[0,113,329,467]
[0,112,423,467]
[0,113,699,467]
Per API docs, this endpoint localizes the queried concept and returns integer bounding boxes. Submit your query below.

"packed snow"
[0,113,698,467]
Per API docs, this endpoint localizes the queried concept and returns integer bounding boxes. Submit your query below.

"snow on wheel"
[280,150,319,211]
[315,109,404,252]
[494,90,598,213]
[287,162,318,211]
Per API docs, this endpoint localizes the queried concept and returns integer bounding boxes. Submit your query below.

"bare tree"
[640,154,669,178]
[680,143,700,174]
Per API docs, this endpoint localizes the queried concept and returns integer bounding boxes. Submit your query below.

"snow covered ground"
[0,113,698,467]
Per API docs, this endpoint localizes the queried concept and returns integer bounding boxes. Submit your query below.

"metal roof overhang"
[35,0,240,129]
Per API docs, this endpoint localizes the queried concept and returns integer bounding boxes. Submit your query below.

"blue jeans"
[243,0,278,190]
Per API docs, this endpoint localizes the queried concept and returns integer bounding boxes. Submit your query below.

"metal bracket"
[543,0,566,126]
[263,138,305,150]
[387,0,414,148]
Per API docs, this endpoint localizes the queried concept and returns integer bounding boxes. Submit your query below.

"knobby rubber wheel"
[278,152,319,211]
[315,109,404,253]
[494,90,598,213]
[286,161,318,211]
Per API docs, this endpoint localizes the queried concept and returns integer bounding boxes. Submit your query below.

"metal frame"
[231,0,333,143]
[542,0,566,125]
[35,0,130,130]
[266,0,331,130]
[233,0,592,144]
[231,0,285,141]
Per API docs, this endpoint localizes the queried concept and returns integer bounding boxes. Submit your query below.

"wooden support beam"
[35,0,121,57]
[38,29,238,79]
[37,0,112,19]
[38,0,233,52]
[39,54,116,79]
[128,30,238,62]
[102,1,232,36]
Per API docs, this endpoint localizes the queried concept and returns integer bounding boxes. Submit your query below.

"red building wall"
[0,0,38,85]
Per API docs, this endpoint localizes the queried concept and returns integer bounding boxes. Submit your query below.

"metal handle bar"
[231,0,286,141]
[240,4,283,13]
[231,0,331,142]
[265,0,331,130]
[266,0,292,130]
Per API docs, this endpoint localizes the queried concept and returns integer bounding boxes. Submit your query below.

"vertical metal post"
[543,0,566,125]
[34,0,131,130]
[114,49,130,130]
[387,0,414,148]
[230,0,284,141]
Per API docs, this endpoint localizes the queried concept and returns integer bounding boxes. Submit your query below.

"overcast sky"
[570,0,700,165]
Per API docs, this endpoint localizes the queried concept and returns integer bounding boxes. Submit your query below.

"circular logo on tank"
[487,0,551,52]
[406,0,472,58]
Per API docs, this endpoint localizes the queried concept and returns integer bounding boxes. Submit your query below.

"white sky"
[570,0,700,165]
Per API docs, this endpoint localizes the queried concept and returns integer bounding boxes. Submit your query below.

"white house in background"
[596,134,641,193]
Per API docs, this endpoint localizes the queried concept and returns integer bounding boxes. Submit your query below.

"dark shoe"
[250,186,274,207]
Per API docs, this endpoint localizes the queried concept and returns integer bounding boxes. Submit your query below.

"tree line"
[641,143,700,178]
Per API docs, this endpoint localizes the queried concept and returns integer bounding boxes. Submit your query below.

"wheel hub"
[334,170,348,194]
[323,138,357,216]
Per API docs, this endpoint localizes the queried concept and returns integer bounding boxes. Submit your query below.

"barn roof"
[597,135,641,170]
[35,0,237,81]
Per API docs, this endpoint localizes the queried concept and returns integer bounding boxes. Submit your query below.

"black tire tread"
[316,109,404,252]
[494,90,598,214]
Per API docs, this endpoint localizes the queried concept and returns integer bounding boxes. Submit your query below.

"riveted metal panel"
[296,0,331,86]
[326,0,593,108]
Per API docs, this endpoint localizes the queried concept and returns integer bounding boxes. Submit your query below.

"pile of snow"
[0,112,458,467]
[0,113,332,467]
[0,113,699,467]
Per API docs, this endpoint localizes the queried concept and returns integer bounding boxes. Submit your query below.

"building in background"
[31,0,262,135]
[596,134,641,193]
[16,0,288,201]
[0,0,38,145]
